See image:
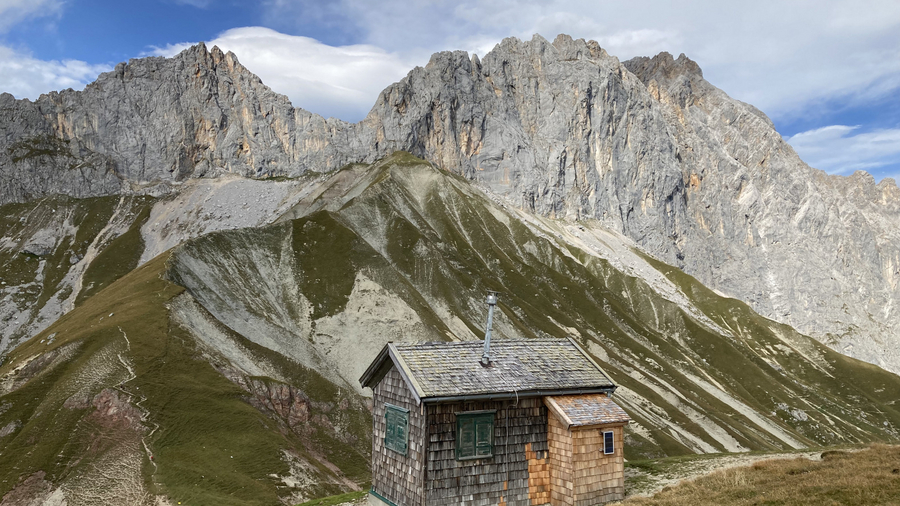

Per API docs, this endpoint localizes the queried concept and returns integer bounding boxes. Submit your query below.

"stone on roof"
[545,394,631,428]
[360,338,615,402]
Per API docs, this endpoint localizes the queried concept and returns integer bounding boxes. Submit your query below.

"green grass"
[4,152,900,503]
[294,490,367,506]
[7,135,75,164]
[0,254,351,505]
[624,444,900,505]
[0,195,156,349]
[291,214,359,320]
[77,197,153,304]
[0,255,184,496]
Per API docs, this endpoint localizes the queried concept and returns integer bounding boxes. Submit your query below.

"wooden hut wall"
[547,412,574,506]
[571,425,625,506]
[424,398,550,506]
[371,367,426,506]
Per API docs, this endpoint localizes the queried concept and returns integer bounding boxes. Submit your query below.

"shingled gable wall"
[371,366,426,506]
[424,398,550,506]
[546,407,626,506]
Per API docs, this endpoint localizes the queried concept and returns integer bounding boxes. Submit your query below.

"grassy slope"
[170,152,900,463]
[623,444,900,505]
[0,253,357,505]
[2,152,900,504]
[338,156,900,451]
[0,195,155,352]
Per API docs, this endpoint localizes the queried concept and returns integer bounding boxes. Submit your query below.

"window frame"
[603,430,615,455]
[384,403,410,456]
[455,410,496,461]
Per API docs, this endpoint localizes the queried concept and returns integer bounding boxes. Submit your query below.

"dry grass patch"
[623,444,900,505]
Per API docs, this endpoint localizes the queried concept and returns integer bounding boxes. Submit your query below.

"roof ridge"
[393,337,571,346]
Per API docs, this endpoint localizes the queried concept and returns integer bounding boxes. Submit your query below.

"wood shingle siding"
[371,367,426,506]
[570,425,625,505]
[548,413,574,506]
[425,398,549,506]
[547,411,626,505]
[362,339,629,506]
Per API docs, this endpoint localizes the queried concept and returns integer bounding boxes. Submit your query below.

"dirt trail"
[113,326,160,472]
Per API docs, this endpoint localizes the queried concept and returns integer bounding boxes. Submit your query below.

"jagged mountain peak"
[0,32,898,379]
[625,51,704,81]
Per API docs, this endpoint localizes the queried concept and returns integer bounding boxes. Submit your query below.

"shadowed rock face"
[0,34,898,372]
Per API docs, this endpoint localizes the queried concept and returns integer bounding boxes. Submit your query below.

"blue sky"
[1,0,899,183]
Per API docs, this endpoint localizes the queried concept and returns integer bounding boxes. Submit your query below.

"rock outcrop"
[0,43,364,203]
[0,34,898,372]
[365,35,900,371]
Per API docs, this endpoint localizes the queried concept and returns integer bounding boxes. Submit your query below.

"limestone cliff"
[0,43,363,203]
[362,34,900,371]
[0,35,898,373]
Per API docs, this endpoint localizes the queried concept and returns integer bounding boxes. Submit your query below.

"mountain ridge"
[5,34,895,374]
[2,152,899,505]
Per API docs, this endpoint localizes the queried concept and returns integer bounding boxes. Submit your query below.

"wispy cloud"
[259,0,900,123]
[786,125,900,180]
[149,27,415,122]
[0,45,111,99]
[172,0,213,8]
[0,0,63,32]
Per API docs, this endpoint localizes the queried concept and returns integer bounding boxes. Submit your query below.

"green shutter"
[456,411,494,460]
[384,404,409,455]
[475,417,493,457]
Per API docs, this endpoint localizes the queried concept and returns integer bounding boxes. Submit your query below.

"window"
[603,430,615,455]
[456,411,495,460]
[384,403,409,455]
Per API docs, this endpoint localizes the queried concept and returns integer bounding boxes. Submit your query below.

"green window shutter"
[475,417,493,457]
[456,411,494,460]
[457,416,475,459]
[384,404,409,455]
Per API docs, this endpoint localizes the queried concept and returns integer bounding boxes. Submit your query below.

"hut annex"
[358,336,630,506]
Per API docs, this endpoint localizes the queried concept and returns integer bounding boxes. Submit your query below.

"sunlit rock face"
[359,34,900,372]
[0,34,897,372]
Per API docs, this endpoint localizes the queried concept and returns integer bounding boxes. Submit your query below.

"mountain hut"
[358,336,630,506]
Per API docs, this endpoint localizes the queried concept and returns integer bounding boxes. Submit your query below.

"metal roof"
[359,337,616,404]
[545,394,631,428]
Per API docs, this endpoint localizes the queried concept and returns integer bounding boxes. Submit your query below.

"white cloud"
[786,125,900,178]
[172,0,212,7]
[0,0,63,32]
[0,45,111,100]
[261,0,900,123]
[150,27,415,122]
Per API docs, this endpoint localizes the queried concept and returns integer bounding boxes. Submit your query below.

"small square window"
[456,411,495,460]
[385,403,409,455]
[603,430,615,455]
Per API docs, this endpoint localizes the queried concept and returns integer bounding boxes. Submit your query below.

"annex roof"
[359,337,616,404]
[545,394,631,428]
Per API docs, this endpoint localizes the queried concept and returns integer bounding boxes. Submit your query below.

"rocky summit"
[0,34,899,505]
[1,35,897,374]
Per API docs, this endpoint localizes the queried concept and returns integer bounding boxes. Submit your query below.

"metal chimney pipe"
[481,291,499,366]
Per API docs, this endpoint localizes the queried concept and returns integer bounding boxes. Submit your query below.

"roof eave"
[420,385,616,404]
[568,419,631,430]
[358,343,427,406]
[387,343,426,405]
[359,344,393,389]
